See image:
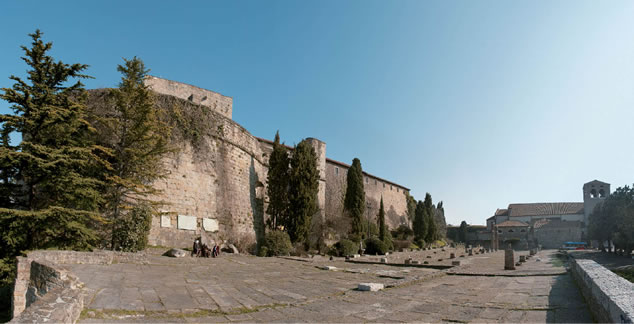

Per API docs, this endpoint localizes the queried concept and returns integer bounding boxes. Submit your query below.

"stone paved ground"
[71,249,593,323]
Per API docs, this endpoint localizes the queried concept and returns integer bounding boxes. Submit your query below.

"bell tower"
[582,180,610,228]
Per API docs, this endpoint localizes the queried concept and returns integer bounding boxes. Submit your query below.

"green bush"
[432,239,447,248]
[361,222,379,240]
[113,205,152,252]
[414,238,426,249]
[348,233,362,243]
[334,239,358,257]
[393,239,411,251]
[261,230,292,256]
[384,231,394,251]
[364,237,388,255]
[409,242,420,250]
[392,225,413,240]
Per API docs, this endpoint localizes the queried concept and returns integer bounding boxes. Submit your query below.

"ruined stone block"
[358,283,384,291]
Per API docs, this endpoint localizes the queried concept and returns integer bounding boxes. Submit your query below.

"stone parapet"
[10,250,148,322]
[570,257,634,323]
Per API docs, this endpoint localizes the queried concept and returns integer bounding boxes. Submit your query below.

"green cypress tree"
[406,193,416,229]
[95,57,171,250]
[265,131,289,230]
[344,158,365,238]
[0,30,106,260]
[424,193,437,242]
[378,196,386,242]
[287,140,319,244]
[414,200,427,242]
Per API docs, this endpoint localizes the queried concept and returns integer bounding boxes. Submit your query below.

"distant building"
[486,180,609,249]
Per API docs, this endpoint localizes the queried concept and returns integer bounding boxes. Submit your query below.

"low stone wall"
[11,250,148,323]
[569,258,634,323]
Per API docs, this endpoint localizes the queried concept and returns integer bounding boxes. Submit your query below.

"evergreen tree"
[344,158,365,238]
[286,140,319,244]
[406,193,416,229]
[414,200,427,242]
[378,196,386,242]
[265,131,289,230]
[0,30,106,272]
[424,193,437,242]
[459,221,468,243]
[96,57,171,250]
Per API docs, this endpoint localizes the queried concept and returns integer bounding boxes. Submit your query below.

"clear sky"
[2,1,634,226]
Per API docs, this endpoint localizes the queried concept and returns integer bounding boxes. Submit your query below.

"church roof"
[494,209,509,216]
[496,220,529,227]
[507,202,584,217]
[533,218,583,229]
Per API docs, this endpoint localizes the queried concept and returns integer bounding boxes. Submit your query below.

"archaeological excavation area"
[12,248,596,323]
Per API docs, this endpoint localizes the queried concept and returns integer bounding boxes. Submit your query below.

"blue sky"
[2,1,634,226]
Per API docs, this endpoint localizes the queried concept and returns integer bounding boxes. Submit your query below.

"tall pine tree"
[0,30,106,260]
[96,57,171,250]
[344,158,365,239]
[286,140,319,244]
[378,196,386,242]
[265,131,289,230]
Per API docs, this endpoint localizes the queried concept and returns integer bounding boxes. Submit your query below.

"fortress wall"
[324,160,409,235]
[144,76,233,119]
[148,116,268,249]
[88,81,410,249]
[82,86,267,249]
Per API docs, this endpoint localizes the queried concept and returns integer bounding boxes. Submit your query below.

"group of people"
[192,238,220,258]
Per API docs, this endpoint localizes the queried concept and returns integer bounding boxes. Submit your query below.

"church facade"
[487,180,610,249]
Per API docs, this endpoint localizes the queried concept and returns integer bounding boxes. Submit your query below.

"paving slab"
[70,250,591,323]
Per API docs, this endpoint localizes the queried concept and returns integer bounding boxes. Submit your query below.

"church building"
[487,180,609,249]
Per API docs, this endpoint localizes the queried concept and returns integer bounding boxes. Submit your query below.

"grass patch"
[613,268,634,283]
[549,253,567,267]
[80,303,289,320]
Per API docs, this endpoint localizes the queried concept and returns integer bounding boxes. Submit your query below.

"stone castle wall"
[144,76,233,119]
[324,160,409,236]
[89,78,410,249]
[147,104,268,248]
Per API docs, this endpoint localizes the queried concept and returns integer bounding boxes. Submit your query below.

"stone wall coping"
[570,257,634,323]
[11,250,150,322]
[10,258,88,323]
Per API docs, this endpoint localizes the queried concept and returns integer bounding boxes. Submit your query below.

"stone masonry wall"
[148,118,268,249]
[89,79,410,250]
[144,76,233,119]
[570,257,634,323]
[324,160,409,237]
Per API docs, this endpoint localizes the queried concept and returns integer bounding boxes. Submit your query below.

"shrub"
[364,237,388,255]
[432,240,447,248]
[392,225,414,240]
[334,239,358,257]
[348,233,363,243]
[393,239,411,251]
[414,238,426,249]
[232,233,257,255]
[384,231,394,251]
[113,205,152,252]
[361,222,379,240]
[261,230,292,257]
[292,242,308,257]
[409,242,420,250]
